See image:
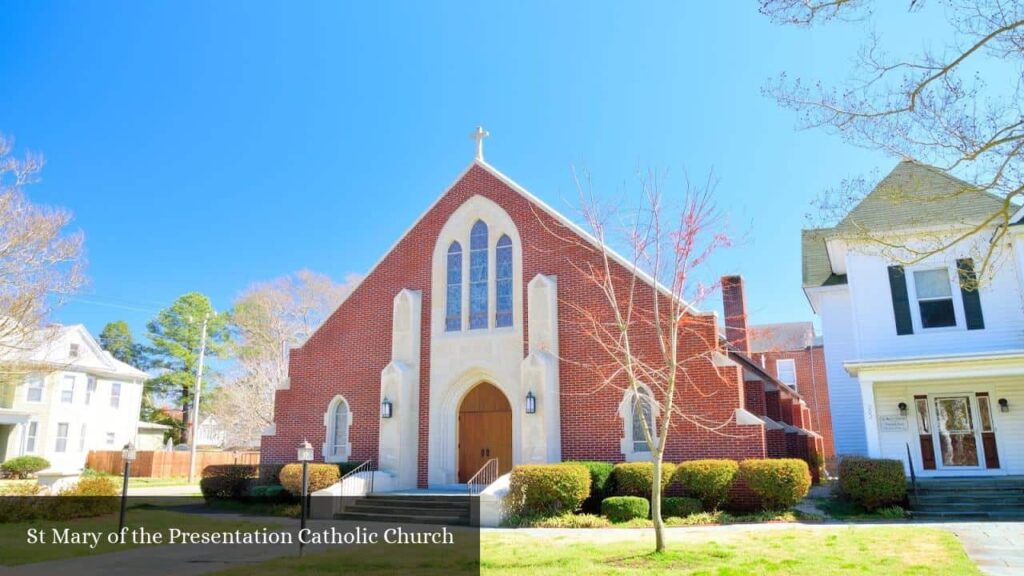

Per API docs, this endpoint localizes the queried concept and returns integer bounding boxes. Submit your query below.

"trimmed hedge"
[566,461,614,514]
[200,464,259,500]
[673,459,738,511]
[737,459,811,511]
[279,463,341,496]
[661,496,703,518]
[1,455,50,479]
[838,457,907,511]
[611,462,676,498]
[507,464,591,517]
[601,496,650,522]
[0,477,118,522]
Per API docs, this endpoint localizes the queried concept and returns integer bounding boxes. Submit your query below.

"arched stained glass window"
[495,234,513,327]
[469,220,489,329]
[445,241,462,331]
[332,399,349,457]
[631,390,654,453]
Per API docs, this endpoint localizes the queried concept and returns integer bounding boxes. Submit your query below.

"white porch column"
[860,377,881,457]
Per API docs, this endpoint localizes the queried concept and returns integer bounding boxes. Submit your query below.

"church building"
[261,129,821,490]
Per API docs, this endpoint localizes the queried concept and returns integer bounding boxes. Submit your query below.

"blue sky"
[0,2,952,339]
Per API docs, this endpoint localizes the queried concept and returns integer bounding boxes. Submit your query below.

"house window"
[60,375,75,404]
[445,241,463,331]
[86,376,96,404]
[69,343,80,358]
[776,359,797,390]
[631,389,655,453]
[106,432,116,446]
[79,424,88,452]
[325,396,351,460]
[55,423,69,453]
[25,375,44,403]
[495,234,513,327]
[25,422,38,453]
[469,220,489,330]
[110,382,121,408]
[913,269,956,328]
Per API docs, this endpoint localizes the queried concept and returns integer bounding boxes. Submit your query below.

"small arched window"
[495,234,513,327]
[469,220,489,329]
[631,389,654,453]
[445,241,462,331]
[332,399,349,458]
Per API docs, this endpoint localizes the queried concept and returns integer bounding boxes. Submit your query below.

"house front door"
[932,395,983,469]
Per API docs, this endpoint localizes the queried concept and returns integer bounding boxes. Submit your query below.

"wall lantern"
[525,391,537,415]
[297,439,314,462]
[897,402,908,417]
[381,397,394,419]
[999,398,1010,413]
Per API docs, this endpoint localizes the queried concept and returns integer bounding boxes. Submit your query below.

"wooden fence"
[86,450,260,478]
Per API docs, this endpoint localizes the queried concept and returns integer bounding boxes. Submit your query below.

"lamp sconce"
[381,397,393,419]
[525,391,537,415]
[297,439,314,462]
[897,402,908,417]
[998,398,1009,413]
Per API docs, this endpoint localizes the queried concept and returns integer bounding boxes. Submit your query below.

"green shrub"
[611,462,676,498]
[661,496,703,518]
[506,464,590,517]
[601,496,650,522]
[0,455,50,479]
[256,463,285,486]
[673,459,738,510]
[60,476,119,497]
[200,464,259,500]
[337,461,363,476]
[566,461,614,514]
[875,505,908,519]
[838,457,907,511]
[737,459,811,511]
[279,463,341,496]
[248,484,293,502]
[531,513,613,528]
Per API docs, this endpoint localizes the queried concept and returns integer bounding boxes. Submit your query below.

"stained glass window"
[445,242,462,331]
[496,234,513,327]
[469,220,489,329]
[333,399,349,457]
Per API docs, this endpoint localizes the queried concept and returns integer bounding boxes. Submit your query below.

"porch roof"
[0,408,31,425]
[844,350,1024,382]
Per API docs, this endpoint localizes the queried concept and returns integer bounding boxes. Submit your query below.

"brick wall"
[755,347,835,459]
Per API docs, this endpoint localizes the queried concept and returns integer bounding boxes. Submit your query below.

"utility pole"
[187,313,210,485]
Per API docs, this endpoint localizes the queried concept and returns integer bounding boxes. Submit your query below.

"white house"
[0,324,148,472]
[804,160,1024,478]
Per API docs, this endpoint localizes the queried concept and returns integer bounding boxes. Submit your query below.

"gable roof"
[802,160,1007,289]
[835,160,1006,234]
[3,324,148,380]
[305,158,709,347]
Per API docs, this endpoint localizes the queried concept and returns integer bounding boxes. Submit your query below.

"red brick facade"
[756,346,836,461]
[261,161,817,485]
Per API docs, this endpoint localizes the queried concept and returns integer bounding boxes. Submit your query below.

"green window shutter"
[887,265,914,335]
[957,258,985,330]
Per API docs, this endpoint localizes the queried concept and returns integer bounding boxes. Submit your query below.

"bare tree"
[212,270,359,447]
[551,169,734,552]
[0,134,84,367]
[762,0,1024,277]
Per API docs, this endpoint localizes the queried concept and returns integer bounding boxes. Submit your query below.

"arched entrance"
[457,382,513,482]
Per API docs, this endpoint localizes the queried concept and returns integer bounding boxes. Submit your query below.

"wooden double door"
[458,382,513,483]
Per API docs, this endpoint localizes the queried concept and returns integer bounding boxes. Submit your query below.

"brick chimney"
[722,275,749,355]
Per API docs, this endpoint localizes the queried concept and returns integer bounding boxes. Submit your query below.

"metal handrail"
[340,458,376,498]
[467,458,498,496]
[905,443,918,505]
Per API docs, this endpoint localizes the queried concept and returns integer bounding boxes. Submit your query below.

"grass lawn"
[0,507,266,566]
[126,476,196,488]
[209,525,980,575]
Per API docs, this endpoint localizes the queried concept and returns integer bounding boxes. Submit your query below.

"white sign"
[879,415,909,432]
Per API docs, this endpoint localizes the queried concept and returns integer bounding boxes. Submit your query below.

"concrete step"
[347,503,472,516]
[911,509,1024,520]
[358,497,472,509]
[334,511,472,526]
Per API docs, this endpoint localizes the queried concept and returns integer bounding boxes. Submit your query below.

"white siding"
[819,288,868,456]
[994,381,1024,474]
